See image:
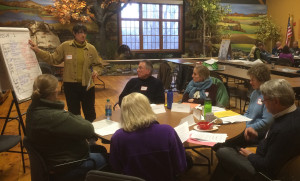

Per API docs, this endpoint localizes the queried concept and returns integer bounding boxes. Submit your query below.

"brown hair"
[247,64,271,83]
[194,65,210,80]
[31,74,58,101]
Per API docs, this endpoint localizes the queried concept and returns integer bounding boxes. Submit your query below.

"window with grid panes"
[120,3,182,52]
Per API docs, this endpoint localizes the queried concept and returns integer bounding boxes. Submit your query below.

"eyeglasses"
[261,98,272,103]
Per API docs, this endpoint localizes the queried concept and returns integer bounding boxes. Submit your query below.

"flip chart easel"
[0,27,42,135]
[218,39,232,60]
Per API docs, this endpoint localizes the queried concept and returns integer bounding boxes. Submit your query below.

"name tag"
[257,98,262,105]
[66,55,72,60]
[141,86,148,91]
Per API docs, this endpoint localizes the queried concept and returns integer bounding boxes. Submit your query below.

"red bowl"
[197,122,213,130]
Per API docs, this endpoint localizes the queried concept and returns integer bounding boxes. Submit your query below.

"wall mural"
[219,2,267,57]
[0,0,267,58]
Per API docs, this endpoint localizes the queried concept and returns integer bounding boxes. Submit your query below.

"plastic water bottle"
[203,92,212,117]
[167,89,173,109]
[105,99,112,120]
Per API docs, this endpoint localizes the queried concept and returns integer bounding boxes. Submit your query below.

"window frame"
[118,3,183,53]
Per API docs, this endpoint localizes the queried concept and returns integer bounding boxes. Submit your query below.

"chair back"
[23,136,50,181]
[210,76,229,107]
[277,58,292,66]
[157,61,172,89]
[85,170,145,181]
[277,155,300,181]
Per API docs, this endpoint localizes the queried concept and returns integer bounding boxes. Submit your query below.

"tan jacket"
[36,40,103,87]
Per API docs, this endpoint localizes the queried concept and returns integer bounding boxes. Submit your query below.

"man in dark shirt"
[290,41,300,56]
[119,60,165,105]
[271,41,283,55]
[211,79,300,181]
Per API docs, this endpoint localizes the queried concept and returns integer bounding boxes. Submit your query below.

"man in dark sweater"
[211,79,300,181]
[119,60,165,105]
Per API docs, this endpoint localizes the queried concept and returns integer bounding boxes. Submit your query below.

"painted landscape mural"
[219,3,267,57]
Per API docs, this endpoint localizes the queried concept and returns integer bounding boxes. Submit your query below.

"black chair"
[277,58,293,66]
[0,135,25,172]
[24,136,96,181]
[85,170,145,181]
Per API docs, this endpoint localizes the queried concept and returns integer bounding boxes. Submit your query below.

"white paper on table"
[92,119,115,129]
[221,115,252,124]
[93,119,121,136]
[174,121,189,143]
[190,130,227,143]
[151,104,166,114]
[244,59,264,65]
[281,68,297,73]
[179,114,196,127]
[204,59,218,65]
[171,103,191,113]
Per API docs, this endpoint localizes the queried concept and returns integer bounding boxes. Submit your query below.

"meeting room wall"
[267,0,300,45]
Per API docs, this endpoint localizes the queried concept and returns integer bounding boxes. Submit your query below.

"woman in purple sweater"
[109,93,187,181]
[279,45,294,65]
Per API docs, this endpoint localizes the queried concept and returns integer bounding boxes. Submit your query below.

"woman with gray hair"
[244,63,273,132]
[26,74,106,180]
[109,92,187,181]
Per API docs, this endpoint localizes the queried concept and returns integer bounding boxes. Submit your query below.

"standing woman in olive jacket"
[26,74,106,180]
[29,24,103,122]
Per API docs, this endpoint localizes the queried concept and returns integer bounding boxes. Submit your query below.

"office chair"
[0,135,25,173]
[24,136,96,181]
[85,170,145,181]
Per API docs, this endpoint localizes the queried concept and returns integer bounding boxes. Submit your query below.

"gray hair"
[260,79,295,107]
[121,93,157,132]
[141,60,153,75]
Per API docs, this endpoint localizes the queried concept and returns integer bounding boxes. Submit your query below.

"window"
[120,3,182,52]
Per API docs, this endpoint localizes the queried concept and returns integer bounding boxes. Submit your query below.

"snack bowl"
[197,122,214,130]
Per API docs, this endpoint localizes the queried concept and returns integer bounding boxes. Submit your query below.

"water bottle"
[105,99,112,120]
[167,89,173,109]
[203,92,212,117]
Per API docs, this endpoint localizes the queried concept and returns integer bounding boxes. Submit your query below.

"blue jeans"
[52,153,106,181]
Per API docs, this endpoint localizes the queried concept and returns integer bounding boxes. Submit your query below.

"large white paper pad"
[171,103,191,113]
[174,121,189,143]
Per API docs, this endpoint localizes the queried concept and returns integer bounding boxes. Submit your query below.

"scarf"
[184,77,213,99]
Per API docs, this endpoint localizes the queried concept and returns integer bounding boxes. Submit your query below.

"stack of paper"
[92,119,121,136]
[214,110,240,118]
[221,115,252,124]
[190,130,227,143]
[213,110,251,124]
